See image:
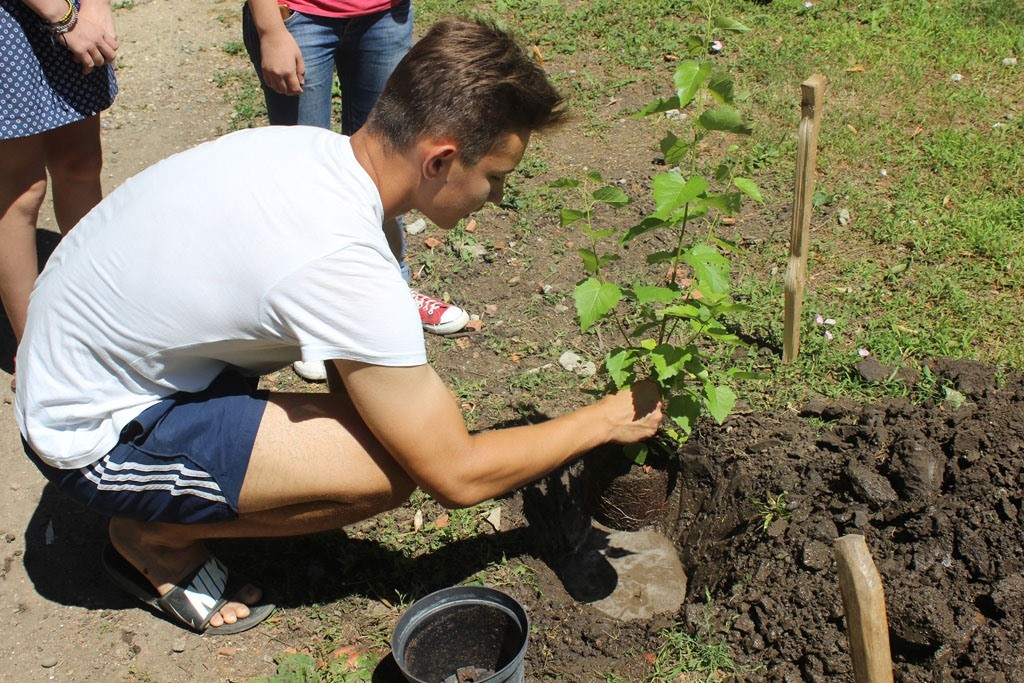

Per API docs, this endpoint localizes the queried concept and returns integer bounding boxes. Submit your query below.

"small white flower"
[824,318,836,326]
[880,168,888,176]
[950,73,963,82]
[824,330,834,341]
[709,41,723,54]
[803,1,814,7]
[858,348,871,357]
[814,313,825,325]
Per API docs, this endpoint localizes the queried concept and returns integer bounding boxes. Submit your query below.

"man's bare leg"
[109,389,416,628]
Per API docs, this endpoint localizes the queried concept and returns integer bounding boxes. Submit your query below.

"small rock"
[553,304,569,313]
[9,483,19,491]
[1002,57,1017,67]
[577,361,597,377]
[483,304,499,316]
[40,656,58,668]
[558,351,582,372]
[950,73,963,82]
[837,208,851,226]
[485,507,502,532]
[405,218,428,235]
[801,540,831,571]
[848,464,898,508]
[172,641,186,653]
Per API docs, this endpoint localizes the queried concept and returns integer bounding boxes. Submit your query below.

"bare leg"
[42,115,105,234]
[109,389,416,627]
[0,135,48,344]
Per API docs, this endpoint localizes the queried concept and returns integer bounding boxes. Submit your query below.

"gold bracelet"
[51,0,74,25]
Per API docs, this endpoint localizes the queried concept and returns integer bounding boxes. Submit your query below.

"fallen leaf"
[643,653,657,664]
[845,64,866,72]
[330,644,369,670]
[531,44,544,66]
[720,217,737,225]
[942,195,952,208]
[910,125,924,139]
[565,241,575,248]
[464,319,483,332]
[509,353,522,364]
[455,337,471,349]
[846,124,858,135]
[465,218,477,233]
[435,513,450,529]
[424,237,443,249]
[216,647,237,657]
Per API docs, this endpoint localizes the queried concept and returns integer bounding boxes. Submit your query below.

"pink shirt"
[284,0,398,18]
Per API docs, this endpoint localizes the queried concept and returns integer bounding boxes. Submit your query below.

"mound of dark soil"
[511,358,1024,681]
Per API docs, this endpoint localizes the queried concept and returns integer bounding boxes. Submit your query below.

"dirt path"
[1,2,280,681]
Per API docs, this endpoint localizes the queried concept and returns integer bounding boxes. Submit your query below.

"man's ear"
[421,141,459,180]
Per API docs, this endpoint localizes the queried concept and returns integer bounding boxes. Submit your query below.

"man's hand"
[64,0,118,75]
[258,30,305,95]
[600,380,663,444]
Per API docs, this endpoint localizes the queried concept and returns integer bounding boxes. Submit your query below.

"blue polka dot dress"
[0,0,118,140]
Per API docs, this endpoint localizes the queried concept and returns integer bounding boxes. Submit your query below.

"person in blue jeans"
[243,0,468,381]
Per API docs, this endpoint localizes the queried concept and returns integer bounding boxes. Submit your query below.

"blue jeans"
[242,2,413,279]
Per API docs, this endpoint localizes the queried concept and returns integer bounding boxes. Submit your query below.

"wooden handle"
[834,534,894,683]
[783,74,826,364]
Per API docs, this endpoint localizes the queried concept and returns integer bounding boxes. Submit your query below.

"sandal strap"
[157,556,231,631]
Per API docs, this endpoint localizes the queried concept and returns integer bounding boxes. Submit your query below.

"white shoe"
[412,290,469,335]
[292,359,327,382]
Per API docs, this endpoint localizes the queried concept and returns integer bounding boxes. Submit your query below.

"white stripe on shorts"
[81,459,228,504]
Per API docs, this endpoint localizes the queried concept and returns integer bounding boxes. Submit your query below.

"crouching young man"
[14,18,662,635]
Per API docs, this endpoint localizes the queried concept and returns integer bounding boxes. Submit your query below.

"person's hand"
[63,0,118,75]
[259,30,305,95]
[600,380,663,444]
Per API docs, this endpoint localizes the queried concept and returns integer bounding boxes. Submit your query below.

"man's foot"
[292,359,328,382]
[413,290,469,335]
[106,521,273,634]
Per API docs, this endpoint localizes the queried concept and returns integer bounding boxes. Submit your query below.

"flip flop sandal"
[101,543,276,635]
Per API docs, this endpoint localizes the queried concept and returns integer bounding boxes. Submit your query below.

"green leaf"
[634,95,682,118]
[707,72,735,104]
[652,172,710,219]
[673,60,712,109]
[578,248,599,274]
[604,348,639,388]
[660,132,690,166]
[623,442,648,466]
[560,208,587,227]
[684,35,705,56]
[621,216,669,244]
[705,328,741,343]
[704,383,737,423]
[714,16,751,32]
[714,301,752,314]
[698,106,753,135]
[574,278,622,332]
[714,162,732,183]
[733,177,764,202]
[646,250,678,265]
[683,244,730,293]
[592,185,631,207]
[546,177,580,189]
[713,236,742,254]
[667,393,701,436]
[585,170,604,183]
[583,226,617,240]
[651,344,691,382]
[634,285,680,304]
[660,303,701,319]
[698,192,743,215]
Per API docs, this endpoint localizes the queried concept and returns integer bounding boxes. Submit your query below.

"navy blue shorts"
[24,371,269,524]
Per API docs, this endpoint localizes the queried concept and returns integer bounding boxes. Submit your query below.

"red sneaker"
[412,290,469,335]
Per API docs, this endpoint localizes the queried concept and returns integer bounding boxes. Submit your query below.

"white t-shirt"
[15,127,426,469]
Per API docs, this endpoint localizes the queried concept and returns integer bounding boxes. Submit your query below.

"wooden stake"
[834,534,894,683]
[783,74,826,364]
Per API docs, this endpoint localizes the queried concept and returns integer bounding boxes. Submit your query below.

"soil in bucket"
[392,587,529,683]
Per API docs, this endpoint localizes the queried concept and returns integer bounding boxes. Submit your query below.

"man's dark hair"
[365,18,565,166]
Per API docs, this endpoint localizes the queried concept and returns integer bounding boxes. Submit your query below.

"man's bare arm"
[335,360,662,508]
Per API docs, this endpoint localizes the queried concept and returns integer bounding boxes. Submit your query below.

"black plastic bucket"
[391,586,530,683]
